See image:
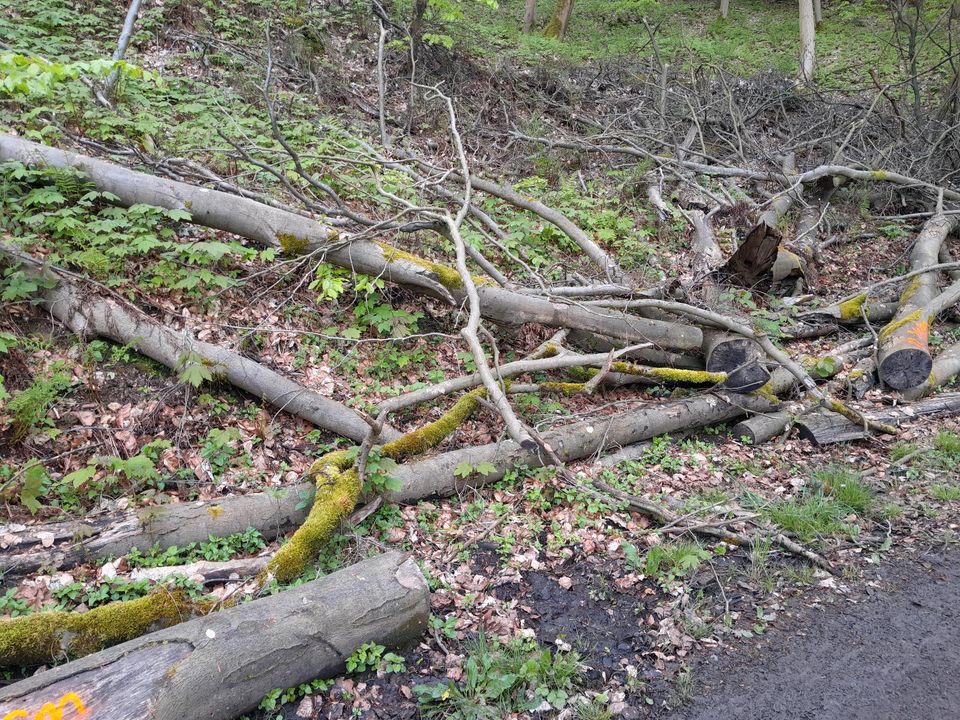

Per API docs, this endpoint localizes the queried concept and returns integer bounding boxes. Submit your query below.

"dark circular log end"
[706,338,770,392]
[879,349,933,390]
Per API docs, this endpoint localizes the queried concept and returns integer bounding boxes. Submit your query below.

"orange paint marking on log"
[904,319,930,350]
[2,692,86,720]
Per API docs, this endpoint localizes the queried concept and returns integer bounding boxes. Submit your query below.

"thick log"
[0,552,428,719]
[685,209,769,391]
[386,392,772,502]
[0,135,702,351]
[795,393,960,445]
[703,331,771,392]
[877,215,959,389]
[0,242,387,444]
[0,483,311,579]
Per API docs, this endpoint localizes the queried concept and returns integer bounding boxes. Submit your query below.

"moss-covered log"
[0,553,428,717]
[0,482,311,580]
[0,590,206,667]
[878,214,959,389]
[263,388,484,583]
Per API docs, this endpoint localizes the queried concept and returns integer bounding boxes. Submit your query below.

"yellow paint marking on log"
[3,692,86,720]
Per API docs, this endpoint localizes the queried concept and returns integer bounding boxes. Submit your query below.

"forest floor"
[2,0,960,719]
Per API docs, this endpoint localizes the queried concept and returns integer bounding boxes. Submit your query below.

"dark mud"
[666,549,960,720]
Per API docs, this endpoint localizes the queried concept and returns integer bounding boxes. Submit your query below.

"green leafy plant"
[126,528,267,568]
[415,634,581,718]
[5,365,72,441]
[641,541,711,587]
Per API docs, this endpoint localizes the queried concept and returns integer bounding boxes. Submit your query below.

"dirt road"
[668,550,960,720]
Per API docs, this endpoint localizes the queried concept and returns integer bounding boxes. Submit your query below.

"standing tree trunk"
[103,0,144,98]
[720,0,730,19]
[813,0,823,25]
[543,0,574,39]
[523,0,537,33]
[409,0,429,59]
[799,0,817,83]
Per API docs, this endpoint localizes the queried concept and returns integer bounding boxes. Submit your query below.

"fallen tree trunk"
[878,214,960,389]
[732,409,794,445]
[0,552,428,717]
[0,135,703,351]
[0,482,311,579]
[795,392,960,445]
[385,392,772,502]
[0,242,384,443]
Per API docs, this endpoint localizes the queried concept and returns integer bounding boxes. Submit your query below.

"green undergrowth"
[415,634,583,719]
[747,465,876,543]
[126,527,267,568]
[459,0,951,90]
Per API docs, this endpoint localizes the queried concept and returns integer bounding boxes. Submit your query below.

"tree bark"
[720,0,730,18]
[543,0,574,38]
[732,410,793,444]
[0,242,385,443]
[103,0,143,97]
[0,553,429,718]
[0,135,702,351]
[799,0,817,83]
[523,0,537,32]
[877,214,959,389]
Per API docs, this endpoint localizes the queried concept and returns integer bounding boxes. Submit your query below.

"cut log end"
[878,349,934,390]
[704,337,771,392]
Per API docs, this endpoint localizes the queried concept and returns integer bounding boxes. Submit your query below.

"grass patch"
[930,484,960,502]
[815,465,874,515]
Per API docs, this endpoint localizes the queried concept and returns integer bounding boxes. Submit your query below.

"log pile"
[2,61,960,719]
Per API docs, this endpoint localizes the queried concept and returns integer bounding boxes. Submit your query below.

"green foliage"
[454,461,498,478]
[0,52,154,99]
[930,484,960,502]
[345,641,402,673]
[52,575,205,613]
[626,540,711,587]
[347,446,402,494]
[16,462,50,514]
[5,364,72,441]
[0,162,255,299]
[415,634,581,718]
[126,528,267,568]
[256,677,333,713]
[0,587,32,618]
